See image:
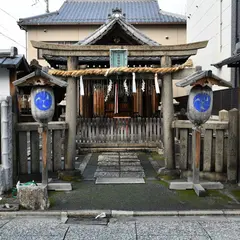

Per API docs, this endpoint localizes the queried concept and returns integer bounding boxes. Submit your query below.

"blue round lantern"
[187,85,213,125]
[31,87,55,123]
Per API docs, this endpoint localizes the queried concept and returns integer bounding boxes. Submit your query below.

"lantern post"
[31,87,55,185]
[169,68,232,196]
[13,66,72,193]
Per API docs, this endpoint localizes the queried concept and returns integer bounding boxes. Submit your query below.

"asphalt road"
[0,215,240,240]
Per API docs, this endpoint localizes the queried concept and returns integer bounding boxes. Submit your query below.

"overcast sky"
[0,0,187,55]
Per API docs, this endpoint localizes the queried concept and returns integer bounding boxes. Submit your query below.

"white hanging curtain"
[80,76,84,96]
[154,73,160,94]
[132,72,136,93]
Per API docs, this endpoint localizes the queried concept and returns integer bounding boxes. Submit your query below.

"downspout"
[235,0,239,87]
[0,96,11,194]
[232,0,239,87]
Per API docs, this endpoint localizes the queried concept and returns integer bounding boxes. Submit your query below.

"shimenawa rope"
[48,59,193,77]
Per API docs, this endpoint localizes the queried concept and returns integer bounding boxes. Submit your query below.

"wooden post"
[239,109,240,183]
[65,57,78,170]
[227,109,239,182]
[192,127,201,184]
[39,124,48,185]
[161,56,175,169]
[10,70,18,185]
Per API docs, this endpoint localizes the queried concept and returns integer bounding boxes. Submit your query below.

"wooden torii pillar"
[65,57,78,170]
[161,56,175,169]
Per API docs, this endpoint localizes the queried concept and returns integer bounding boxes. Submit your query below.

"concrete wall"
[0,69,10,96]
[26,24,186,66]
[187,0,232,89]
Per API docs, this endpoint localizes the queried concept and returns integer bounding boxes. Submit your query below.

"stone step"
[95,177,145,184]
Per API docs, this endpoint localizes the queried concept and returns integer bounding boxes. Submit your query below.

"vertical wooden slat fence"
[16,122,68,175]
[172,109,239,182]
[76,117,162,147]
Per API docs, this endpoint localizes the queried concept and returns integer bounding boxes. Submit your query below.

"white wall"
[187,0,232,86]
[0,69,10,96]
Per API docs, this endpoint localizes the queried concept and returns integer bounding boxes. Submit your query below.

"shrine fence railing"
[76,117,162,148]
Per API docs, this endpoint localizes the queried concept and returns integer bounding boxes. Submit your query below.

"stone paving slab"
[120,159,140,162]
[98,159,120,163]
[120,172,145,178]
[101,152,119,155]
[0,236,63,240]
[98,156,119,161]
[0,219,9,228]
[120,161,141,166]
[96,177,145,184]
[135,218,207,237]
[120,166,144,172]
[137,235,210,240]
[198,220,240,240]
[94,172,120,178]
[0,217,68,237]
[120,153,137,156]
[120,155,138,159]
[95,166,120,172]
[65,223,136,240]
[98,162,119,166]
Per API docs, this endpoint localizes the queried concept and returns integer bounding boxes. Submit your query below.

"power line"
[0,31,26,49]
[0,7,17,21]
[0,24,9,33]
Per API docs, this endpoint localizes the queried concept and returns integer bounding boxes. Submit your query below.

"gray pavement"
[0,216,240,239]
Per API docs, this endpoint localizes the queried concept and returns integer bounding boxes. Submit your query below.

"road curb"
[0,209,240,218]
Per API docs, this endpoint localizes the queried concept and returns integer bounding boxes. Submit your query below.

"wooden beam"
[40,49,198,57]
[16,122,68,131]
[172,120,228,130]
[31,40,208,51]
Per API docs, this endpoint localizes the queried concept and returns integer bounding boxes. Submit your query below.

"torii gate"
[31,40,208,173]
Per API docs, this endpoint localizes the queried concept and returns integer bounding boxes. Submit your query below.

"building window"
[37,41,78,59]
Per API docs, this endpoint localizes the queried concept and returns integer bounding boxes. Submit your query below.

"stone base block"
[0,167,5,195]
[18,185,50,210]
[157,167,180,179]
[58,170,82,181]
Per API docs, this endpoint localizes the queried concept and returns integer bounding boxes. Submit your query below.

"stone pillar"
[227,108,239,182]
[65,57,78,170]
[161,56,175,169]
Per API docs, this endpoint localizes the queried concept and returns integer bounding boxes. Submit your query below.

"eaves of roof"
[79,16,160,46]
[0,55,30,72]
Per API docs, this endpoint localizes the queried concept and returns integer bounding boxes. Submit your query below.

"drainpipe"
[0,96,11,194]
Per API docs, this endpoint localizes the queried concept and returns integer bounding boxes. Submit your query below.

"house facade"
[187,0,240,87]
[18,0,186,66]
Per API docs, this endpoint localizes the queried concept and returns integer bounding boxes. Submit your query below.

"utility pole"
[44,0,49,13]
[32,0,49,13]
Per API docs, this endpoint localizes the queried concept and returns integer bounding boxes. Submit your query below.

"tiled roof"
[18,0,186,27]
[0,55,29,71]
[79,9,160,46]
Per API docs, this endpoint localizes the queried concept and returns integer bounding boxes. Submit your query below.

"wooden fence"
[172,109,239,182]
[16,122,68,175]
[76,117,162,147]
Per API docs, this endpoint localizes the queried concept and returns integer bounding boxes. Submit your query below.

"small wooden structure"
[29,10,208,171]
[170,69,235,195]
[13,67,68,177]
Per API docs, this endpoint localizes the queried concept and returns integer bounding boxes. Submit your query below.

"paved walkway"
[7,151,240,212]
[0,215,240,239]
[94,152,145,183]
